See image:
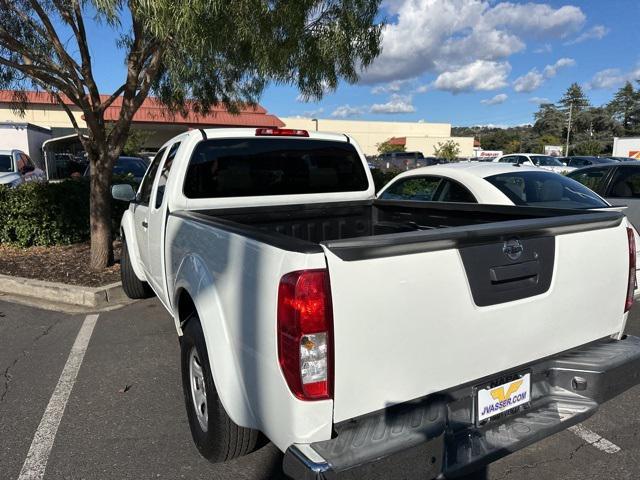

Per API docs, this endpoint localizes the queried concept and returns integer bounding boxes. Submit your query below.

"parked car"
[378,162,607,208]
[567,163,640,229]
[84,156,149,184]
[493,153,575,173]
[377,151,428,170]
[561,156,617,169]
[606,156,637,162]
[113,128,640,480]
[53,152,86,178]
[0,149,46,187]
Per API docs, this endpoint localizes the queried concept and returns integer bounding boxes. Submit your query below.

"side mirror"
[111,183,136,202]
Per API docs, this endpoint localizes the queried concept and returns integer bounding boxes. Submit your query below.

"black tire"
[120,235,153,299]
[181,315,259,463]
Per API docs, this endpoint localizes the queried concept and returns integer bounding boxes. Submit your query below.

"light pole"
[311,118,318,131]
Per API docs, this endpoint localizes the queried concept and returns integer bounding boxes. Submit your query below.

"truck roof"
[189,127,351,145]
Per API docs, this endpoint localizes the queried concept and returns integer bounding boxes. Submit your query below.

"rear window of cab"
[183,138,369,198]
[485,171,608,209]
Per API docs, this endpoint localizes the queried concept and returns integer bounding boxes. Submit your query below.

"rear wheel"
[181,315,258,462]
[120,235,153,299]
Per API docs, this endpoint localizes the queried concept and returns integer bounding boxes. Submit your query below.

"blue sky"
[84,0,640,127]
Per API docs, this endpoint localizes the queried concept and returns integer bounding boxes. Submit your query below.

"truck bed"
[173,199,622,256]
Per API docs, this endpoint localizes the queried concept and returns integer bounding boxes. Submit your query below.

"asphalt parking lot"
[1,296,640,480]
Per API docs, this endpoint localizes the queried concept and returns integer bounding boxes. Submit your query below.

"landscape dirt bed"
[0,242,121,287]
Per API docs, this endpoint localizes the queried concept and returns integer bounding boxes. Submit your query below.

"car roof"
[568,163,640,174]
[391,161,540,179]
[568,156,615,162]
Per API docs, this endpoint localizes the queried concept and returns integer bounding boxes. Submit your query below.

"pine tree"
[558,83,590,113]
[608,81,639,132]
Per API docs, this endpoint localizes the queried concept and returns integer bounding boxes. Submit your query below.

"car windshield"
[534,156,564,167]
[485,171,608,209]
[0,154,12,172]
[113,157,148,177]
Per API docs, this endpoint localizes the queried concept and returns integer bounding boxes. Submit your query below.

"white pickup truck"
[113,127,640,480]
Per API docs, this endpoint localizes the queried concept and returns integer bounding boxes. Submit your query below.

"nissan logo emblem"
[503,238,524,261]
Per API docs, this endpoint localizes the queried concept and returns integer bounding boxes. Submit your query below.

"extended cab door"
[146,141,181,300]
[131,148,165,281]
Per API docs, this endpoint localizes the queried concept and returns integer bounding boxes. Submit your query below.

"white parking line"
[569,424,622,454]
[17,314,98,480]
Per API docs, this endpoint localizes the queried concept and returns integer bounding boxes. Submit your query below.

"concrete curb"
[0,273,129,309]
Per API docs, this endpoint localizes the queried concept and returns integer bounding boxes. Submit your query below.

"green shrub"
[0,179,132,247]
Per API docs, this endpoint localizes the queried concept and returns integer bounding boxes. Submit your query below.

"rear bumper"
[283,335,640,480]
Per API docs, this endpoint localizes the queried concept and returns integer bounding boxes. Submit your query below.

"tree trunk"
[88,147,115,271]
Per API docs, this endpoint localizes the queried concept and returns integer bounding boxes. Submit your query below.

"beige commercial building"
[281,117,474,157]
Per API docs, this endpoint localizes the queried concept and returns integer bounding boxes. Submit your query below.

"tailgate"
[321,212,629,422]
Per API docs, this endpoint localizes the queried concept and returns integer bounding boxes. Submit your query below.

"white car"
[114,129,640,480]
[0,149,46,187]
[493,153,575,174]
[378,162,640,290]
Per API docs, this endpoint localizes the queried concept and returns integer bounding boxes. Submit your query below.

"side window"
[609,168,640,198]
[499,156,512,163]
[569,158,583,168]
[154,142,180,208]
[138,148,165,206]
[436,180,477,203]
[16,153,27,174]
[21,153,35,170]
[567,168,608,192]
[379,176,442,201]
[517,156,530,165]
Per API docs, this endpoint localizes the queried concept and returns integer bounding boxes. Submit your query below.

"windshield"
[535,156,564,167]
[0,154,13,173]
[485,171,608,209]
[183,138,369,198]
[113,157,148,177]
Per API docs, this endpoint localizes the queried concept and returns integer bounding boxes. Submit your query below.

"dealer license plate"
[476,373,531,423]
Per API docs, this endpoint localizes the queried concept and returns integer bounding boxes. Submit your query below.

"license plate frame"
[474,371,531,426]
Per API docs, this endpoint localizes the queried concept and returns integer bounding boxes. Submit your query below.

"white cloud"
[565,25,609,45]
[587,67,640,90]
[513,57,575,93]
[533,44,552,54]
[331,105,365,118]
[360,0,585,85]
[433,60,511,93]
[513,70,544,93]
[370,94,416,114]
[529,97,552,105]
[481,93,508,105]
[543,57,576,78]
[303,107,324,118]
[371,79,410,94]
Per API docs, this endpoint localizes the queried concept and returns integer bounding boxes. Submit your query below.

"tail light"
[278,269,332,400]
[625,227,636,313]
[256,127,309,137]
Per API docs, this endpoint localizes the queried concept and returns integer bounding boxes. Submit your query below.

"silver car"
[0,149,46,187]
